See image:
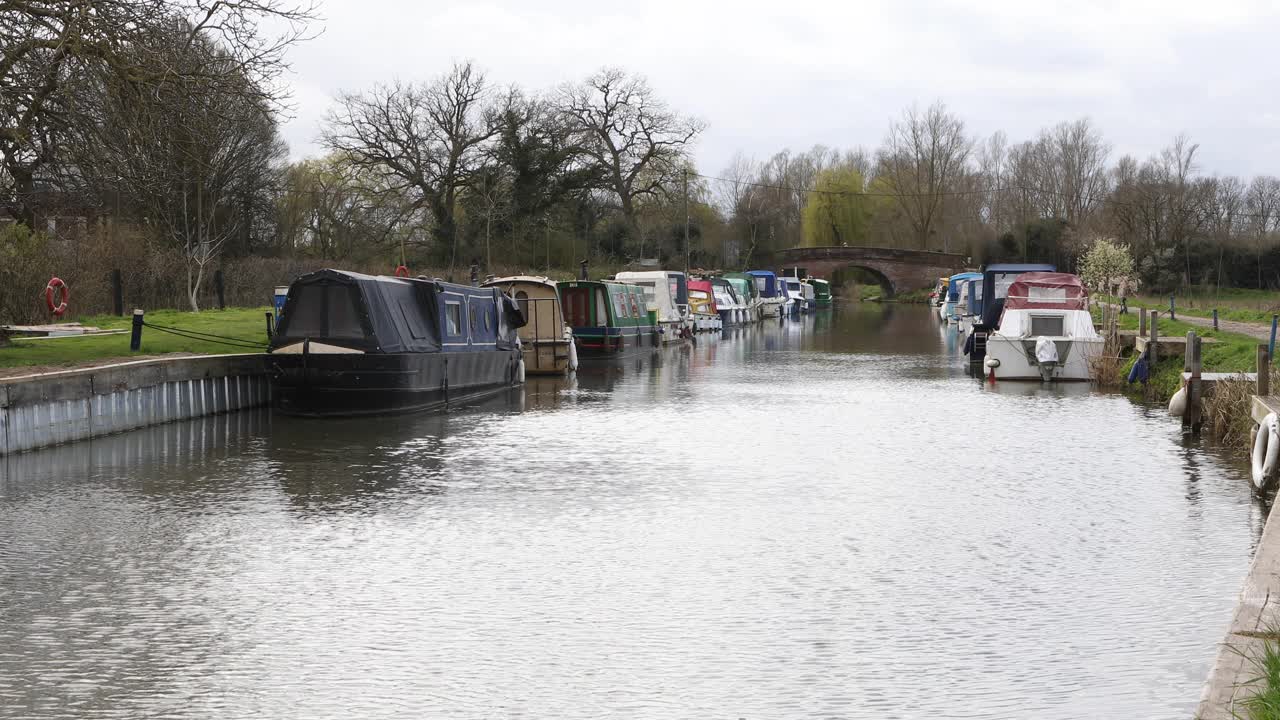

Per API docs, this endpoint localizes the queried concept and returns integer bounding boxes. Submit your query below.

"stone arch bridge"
[774,246,968,297]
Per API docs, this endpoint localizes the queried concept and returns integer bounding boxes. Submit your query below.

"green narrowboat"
[808,278,833,307]
[557,280,657,354]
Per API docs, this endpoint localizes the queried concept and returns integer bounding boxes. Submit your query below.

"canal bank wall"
[1197,498,1280,718]
[0,354,270,456]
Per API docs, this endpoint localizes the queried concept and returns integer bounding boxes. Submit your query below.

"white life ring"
[1252,412,1280,490]
[567,336,579,373]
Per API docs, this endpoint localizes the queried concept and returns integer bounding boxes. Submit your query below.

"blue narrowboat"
[267,269,526,417]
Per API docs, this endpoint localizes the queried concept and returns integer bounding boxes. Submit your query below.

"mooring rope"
[141,321,267,351]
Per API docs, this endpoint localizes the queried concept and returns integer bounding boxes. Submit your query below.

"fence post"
[214,269,226,310]
[1169,295,1176,321]
[1271,316,1278,362]
[111,269,123,317]
[1184,330,1195,373]
[1260,345,1271,398]
[1149,312,1159,366]
[1139,307,1148,337]
[264,312,274,340]
[130,309,144,351]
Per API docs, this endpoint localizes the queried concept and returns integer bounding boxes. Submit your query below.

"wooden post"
[1185,331,1201,430]
[1259,344,1271,398]
[1149,313,1159,366]
[1139,307,1148,337]
[1190,333,1203,431]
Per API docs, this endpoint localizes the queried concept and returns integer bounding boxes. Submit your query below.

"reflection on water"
[0,305,1265,720]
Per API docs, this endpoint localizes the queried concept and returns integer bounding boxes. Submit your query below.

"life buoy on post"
[394,265,411,278]
[45,277,69,317]
[1252,412,1280,491]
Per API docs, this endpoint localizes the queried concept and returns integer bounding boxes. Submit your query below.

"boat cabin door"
[562,286,608,326]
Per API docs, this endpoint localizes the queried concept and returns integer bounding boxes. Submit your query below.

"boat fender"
[984,358,1000,369]
[1168,388,1187,418]
[567,336,578,373]
[516,355,526,384]
[1252,412,1280,491]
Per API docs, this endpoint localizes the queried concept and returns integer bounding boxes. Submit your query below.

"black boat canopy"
[271,269,524,354]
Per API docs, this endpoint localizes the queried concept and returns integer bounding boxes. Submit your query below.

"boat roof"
[745,270,777,278]
[1005,272,1087,311]
[688,279,713,291]
[483,275,556,288]
[617,270,685,280]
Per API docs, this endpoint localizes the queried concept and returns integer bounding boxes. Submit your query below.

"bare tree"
[1247,176,1280,289]
[0,0,314,226]
[321,62,498,276]
[879,101,973,251]
[557,68,705,251]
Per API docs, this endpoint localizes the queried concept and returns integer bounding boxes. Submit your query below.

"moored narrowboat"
[746,270,786,317]
[808,278,833,307]
[558,280,657,353]
[268,269,525,417]
[483,275,576,375]
[721,273,761,321]
[687,279,723,332]
[615,270,692,341]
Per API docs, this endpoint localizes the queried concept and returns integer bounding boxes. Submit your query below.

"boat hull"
[269,349,521,417]
[574,326,657,355]
[984,336,1103,381]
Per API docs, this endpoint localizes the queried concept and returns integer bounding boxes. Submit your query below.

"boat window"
[326,286,365,339]
[446,302,462,336]
[470,303,478,332]
[628,292,642,316]
[484,308,491,331]
[612,291,629,319]
[595,289,608,325]
[515,290,529,318]
[1030,315,1065,336]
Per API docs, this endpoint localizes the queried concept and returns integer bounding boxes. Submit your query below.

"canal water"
[0,305,1265,719]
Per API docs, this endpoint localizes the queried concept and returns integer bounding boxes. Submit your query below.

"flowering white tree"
[1079,237,1136,329]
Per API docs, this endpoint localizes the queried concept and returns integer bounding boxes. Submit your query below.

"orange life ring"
[394,265,411,278]
[45,277,69,317]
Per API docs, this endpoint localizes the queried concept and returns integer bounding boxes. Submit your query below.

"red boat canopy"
[1004,272,1088,311]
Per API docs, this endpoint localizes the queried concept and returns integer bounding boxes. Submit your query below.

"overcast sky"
[280,0,1280,179]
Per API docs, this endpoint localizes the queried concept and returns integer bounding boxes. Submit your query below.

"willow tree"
[801,166,873,247]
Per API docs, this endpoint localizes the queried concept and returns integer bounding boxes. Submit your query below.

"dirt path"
[1106,304,1275,342]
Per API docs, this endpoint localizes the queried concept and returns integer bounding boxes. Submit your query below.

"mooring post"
[214,269,226,310]
[1149,312,1159,366]
[1170,295,1176,321]
[1189,332,1203,431]
[1259,344,1271,397]
[1139,307,1148,337]
[111,269,124,317]
[129,309,144,351]
[1184,330,1194,373]
[1212,308,1219,331]
[264,312,274,340]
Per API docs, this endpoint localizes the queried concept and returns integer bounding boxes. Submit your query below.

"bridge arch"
[775,246,967,299]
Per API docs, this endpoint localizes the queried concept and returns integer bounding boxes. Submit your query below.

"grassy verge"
[1237,633,1280,719]
[1123,288,1280,325]
[0,307,271,370]
[1097,308,1261,400]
